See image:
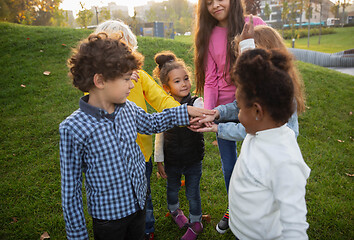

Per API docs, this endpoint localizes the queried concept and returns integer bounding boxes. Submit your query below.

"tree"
[144,0,194,34]
[298,0,305,28]
[264,2,272,21]
[281,0,290,37]
[2,0,62,25]
[244,0,261,15]
[305,0,313,47]
[51,6,66,27]
[289,0,297,39]
[340,0,351,26]
[76,2,93,29]
[314,0,324,44]
[99,7,111,23]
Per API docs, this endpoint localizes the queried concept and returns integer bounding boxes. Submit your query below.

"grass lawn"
[284,27,354,53]
[175,26,354,53]
[0,22,353,239]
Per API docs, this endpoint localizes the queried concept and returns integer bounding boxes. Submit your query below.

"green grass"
[0,22,353,240]
[175,27,354,53]
[284,27,354,53]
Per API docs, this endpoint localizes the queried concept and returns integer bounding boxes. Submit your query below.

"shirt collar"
[79,95,125,121]
[254,124,291,139]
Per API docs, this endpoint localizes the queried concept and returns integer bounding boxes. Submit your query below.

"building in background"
[259,0,335,28]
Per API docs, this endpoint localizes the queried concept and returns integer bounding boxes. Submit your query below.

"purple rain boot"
[171,209,188,229]
[181,222,203,240]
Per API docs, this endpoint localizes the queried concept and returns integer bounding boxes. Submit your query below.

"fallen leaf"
[156,172,161,179]
[345,173,353,177]
[165,212,170,217]
[40,232,50,240]
[202,214,211,223]
[337,139,344,143]
[62,43,67,46]
[11,217,18,223]
[26,37,30,40]
[306,106,311,109]
[350,112,352,115]
[40,50,44,52]
[43,71,51,76]
[212,140,218,146]
[21,84,26,88]
[180,180,185,187]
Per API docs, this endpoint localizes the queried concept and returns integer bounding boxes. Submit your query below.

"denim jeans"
[145,158,155,234]
[92,208,145,240]
[217,137,237,193]
[165,161,202,223]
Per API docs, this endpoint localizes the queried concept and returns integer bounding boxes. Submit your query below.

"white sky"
[60,0,199,16]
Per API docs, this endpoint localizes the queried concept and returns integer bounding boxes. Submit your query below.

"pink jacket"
[204,16,266,109]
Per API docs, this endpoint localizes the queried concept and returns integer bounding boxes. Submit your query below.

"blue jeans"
[217,137,237,193]
[145,158,155,234]
[165,161,202,223]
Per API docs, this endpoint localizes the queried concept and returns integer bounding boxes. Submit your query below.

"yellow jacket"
[128,70,180,162]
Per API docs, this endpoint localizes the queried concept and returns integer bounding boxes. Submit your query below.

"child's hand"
[131,70,140,83]
[190,122,218,133]
[157,162,167,179]
[240,14,254,41]
[195,109,220,124]
[187,106,216,118]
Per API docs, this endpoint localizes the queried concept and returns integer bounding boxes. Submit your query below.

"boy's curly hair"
[68,32,144,92]
[232,48,295,124]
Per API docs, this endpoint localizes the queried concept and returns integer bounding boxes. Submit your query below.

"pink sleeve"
[204,48,218,110]
[245,15,267,26]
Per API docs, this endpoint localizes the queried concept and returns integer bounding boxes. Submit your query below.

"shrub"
[279,27,335,39]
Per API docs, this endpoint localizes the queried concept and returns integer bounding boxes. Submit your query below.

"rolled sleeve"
[217,122,246,142]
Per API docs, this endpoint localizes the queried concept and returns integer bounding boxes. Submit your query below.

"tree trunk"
[318,2,322,45]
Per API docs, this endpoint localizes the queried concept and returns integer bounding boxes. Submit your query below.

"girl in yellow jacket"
[95,20,180,240]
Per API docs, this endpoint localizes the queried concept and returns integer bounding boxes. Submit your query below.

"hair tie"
[159,59,174,70]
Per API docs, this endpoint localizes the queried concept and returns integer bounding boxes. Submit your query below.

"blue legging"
[217,137,237,193]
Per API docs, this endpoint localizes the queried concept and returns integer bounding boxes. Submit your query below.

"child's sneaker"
[181,222,203,240]
[145,232,154,240]
[171,209,188,228]
[216,207,229,234]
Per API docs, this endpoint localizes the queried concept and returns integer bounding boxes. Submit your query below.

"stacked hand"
[187,106,220,133]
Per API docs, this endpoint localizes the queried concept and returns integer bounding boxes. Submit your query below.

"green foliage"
[0,22,353,240]
[77,9,94,29]
[0,0,61,25]
[144,0,194,34]
[264,3,272,20]
[281,27,335,39]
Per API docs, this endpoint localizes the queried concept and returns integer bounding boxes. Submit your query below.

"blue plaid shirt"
[59,95,189,239]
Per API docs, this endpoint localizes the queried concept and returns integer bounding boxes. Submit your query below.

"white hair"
[95,20,138,50]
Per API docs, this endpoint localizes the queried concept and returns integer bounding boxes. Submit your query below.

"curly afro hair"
[232,48,295,124]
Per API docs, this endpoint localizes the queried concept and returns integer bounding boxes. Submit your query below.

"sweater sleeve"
[204,47,219,110]
[154,133,164,162]
[140,70,180,111]
[272,162,310,239]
